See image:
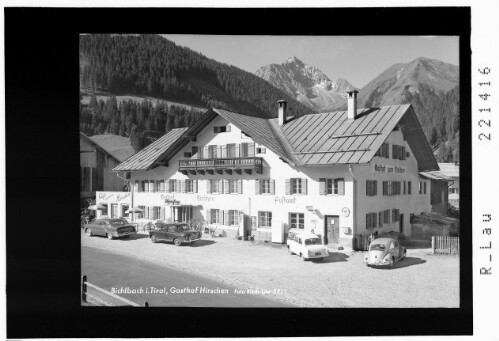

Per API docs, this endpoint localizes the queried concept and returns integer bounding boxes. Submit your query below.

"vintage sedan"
[287,232,329,261]
[149,223,202,246]
[364,237,406,268]
[84,218,136,240]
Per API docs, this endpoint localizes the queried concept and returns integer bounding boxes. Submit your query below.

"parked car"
[149,223,202,246]
[364,237,406,268]
[287,231,329,261]
[84,218,137,240]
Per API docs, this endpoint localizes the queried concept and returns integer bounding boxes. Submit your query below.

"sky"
[162,35,459,88]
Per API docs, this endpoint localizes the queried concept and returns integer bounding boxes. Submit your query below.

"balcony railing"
[179,157,263,175]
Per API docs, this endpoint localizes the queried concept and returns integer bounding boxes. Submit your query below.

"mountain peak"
[255,57,356,111]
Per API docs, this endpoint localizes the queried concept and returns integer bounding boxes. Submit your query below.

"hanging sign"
[342,207,351,217]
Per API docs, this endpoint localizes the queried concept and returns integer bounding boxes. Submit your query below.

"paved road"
[82,246,292,307]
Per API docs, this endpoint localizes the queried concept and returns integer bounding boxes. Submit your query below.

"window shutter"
[237,180,242,194]
[224,210,230,226]
[379,211,383,227]
[165,181,170,193]
[401,146,406,160]
[160,207,165,220]
[235,144,240,157]
[302,179,308,195]
[255,180,260,195]
[373,213,377,228]
[150,180,156,192]
[219,179,224,194]
[134,180,139,193]
[270,180,275,195]
[285,179,291,195]
[206,180,211,194]
[248,143,255,157]
[366,213,370,229]
[222,145,227,158]
[149,207,154,219]
[181,180,186,193]
[338,178,344,195]
[217,145,223,158]
[193,180,198,193]
[203,146,209,159]
[382,181,387,195]
[226,125,231,132]
[206,209,211,224]
[319,178,326,195]
[224,180,230,194]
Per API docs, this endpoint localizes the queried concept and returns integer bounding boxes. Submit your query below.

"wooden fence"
[432,236,460,254]
[353,234,371,251]
[81,275,149,307]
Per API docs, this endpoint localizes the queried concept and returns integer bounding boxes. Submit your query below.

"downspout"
[348,165,357,250]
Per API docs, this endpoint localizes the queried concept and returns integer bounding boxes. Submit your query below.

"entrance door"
[399,214,404,233]
[325,215,340,244]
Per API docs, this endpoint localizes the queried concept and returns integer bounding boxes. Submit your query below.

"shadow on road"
[393,257,426,269]
[190,240,216,247]
[314,252,349,263]
[404,239,431,249]
[125,234,150,240]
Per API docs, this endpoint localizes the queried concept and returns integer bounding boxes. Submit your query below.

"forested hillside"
[79,34,314,119]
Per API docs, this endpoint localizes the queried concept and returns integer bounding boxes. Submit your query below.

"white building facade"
[101,94,439,248]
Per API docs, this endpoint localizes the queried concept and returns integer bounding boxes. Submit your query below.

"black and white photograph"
[7,3,494,339]
[79,34,461,308]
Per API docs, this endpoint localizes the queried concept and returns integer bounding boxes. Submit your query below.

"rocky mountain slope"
[255,56,356,111]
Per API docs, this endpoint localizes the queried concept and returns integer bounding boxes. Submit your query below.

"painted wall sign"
[196,194,214,202]
[373,164,406,174]
[98,192,115,201]
[342,207,351,217]
[116,192,131,202]
[274,196,297,204]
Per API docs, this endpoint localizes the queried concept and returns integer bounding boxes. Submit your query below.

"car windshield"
[304,238,321,246]
[109,220,126,226]
[370,243,387,251]
[175,225,190,232]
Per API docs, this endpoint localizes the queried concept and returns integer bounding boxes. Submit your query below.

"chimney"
[347,89,359,120]
[277,100,288,125]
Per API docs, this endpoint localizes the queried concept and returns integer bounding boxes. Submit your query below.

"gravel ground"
[81,230,459,308]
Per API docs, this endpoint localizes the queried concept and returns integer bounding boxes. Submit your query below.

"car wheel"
[151,235,157,243]
[403,249,407,259]
[107,233,113,240]
[85,229,92,237]
[288,246,293,255]
[300,253,306,261]
[173,238,181,246]
[389,257,395,269]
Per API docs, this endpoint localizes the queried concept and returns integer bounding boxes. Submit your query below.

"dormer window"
[214,125,231,133]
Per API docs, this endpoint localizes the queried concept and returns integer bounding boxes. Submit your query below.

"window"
[214,125,230,133]
[183,152,192,158]
[210,209,222,224]
[382,181,401,195]
[153,206,161,220]
[258,211,272,228]
[208,179,223,194]
[392,209,400,222]
[287,178,307,195]
[403,181,406,195]
[256,147,266,154]
[392,144,406,160]
[327,178,344,195]
[226,210,239,226]
[375,142,389,158]
[141,180,148,192]
[156,180,165,192]
[138,205,146,219]
[419,182,423,194]
[224,179,242,194]
[227,144,237,158]
[366,180,377,196]
[379,211,383,227]
[121,204,129,218]
[191,146,199,159]
[366,212,377,229]
[101,203,108,217]
[111,204,118,218]
[185,180,197,193]
[289,213,305,229]
[239,143,255,157]
[168,179,181,193]
[423,182,427,194]
[208,145,218,158]
[255,179,275,195]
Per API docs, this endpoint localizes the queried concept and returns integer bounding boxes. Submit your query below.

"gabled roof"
[80,132,134,163]
[87,134,135,162]
[419,171,452,181]
[113,128,189,171]
[280,104,438,170]
[113,104,438,172]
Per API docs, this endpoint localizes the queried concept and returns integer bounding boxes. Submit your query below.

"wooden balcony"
[179,157,263,175]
